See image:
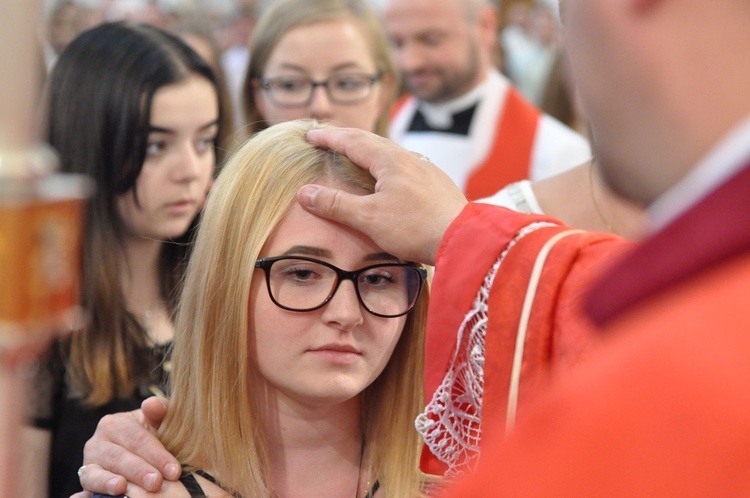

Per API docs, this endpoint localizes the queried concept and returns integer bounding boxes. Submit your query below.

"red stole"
[390,93,410,121]
[390,89,540,201]
[464,88,540,200]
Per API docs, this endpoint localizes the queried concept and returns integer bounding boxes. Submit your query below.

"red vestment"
[419,203,633,476]
[443,164,750,495]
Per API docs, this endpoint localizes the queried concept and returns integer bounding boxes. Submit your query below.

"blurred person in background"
[504,1,559,106]
[237,0,397,140]
[386,0,590,200]
[22,21,223,498]
[174,15,236,160]
[218,0,258,129]
[41,0,102,68]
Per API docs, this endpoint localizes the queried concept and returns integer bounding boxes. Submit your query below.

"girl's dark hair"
[46,21,224,405]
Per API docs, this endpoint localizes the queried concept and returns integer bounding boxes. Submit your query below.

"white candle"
[0,1,44,496]
[0,0,42,151]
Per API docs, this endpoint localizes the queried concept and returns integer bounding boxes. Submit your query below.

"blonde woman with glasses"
[82,120,428,498]
[232,0,397,143]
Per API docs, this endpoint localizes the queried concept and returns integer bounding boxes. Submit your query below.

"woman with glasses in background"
[87,120,428,498]
[229,0,396,145]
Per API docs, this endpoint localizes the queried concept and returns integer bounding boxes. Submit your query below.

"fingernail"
[297,185,319,208]
[144,472,159,490]
[165,463,181,480]
[106,477,122,495]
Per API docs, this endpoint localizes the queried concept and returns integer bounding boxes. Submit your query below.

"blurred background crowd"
[39,0,582,136]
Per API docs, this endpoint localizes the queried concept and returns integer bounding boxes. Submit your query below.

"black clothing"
[29,341,171,498]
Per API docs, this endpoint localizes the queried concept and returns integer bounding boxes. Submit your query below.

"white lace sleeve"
[415,222,556,477]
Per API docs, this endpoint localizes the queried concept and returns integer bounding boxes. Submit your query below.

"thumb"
[297,184,365,229]
[141,396,169,431]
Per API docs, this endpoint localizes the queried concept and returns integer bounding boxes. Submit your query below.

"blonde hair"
[160,120,427,498]
[241,0,397,138]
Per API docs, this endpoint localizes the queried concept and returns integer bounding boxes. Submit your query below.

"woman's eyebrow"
[147,119,219,134]
[282,245,331,258]
[363,252,400,263]
[272,61,366,75]
[281,246,399,263]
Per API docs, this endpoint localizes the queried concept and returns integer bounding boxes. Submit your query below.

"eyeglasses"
[259,73,381,107]
[254,256,427,318]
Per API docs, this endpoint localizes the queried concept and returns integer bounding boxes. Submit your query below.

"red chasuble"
[444,164,750,496]
[420,203,632,476]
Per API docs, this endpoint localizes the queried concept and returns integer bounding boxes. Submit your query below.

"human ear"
[477,3,498,49]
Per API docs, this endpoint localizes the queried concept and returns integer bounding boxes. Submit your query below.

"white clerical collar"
[416,69,505,129]
[648,115,750,231]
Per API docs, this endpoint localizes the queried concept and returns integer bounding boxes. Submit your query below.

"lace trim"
[415,222,556,478]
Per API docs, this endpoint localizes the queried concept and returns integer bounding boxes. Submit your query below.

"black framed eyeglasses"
[259,73,381,107]
[254,256,427,318]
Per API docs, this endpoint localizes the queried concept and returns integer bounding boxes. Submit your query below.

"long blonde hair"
[241,0,397,138]
[160,120,427,498]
